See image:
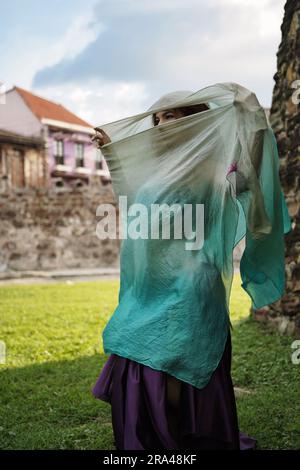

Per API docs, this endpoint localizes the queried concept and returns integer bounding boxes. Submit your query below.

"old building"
[0,85,111,188]
[0,128,46,190]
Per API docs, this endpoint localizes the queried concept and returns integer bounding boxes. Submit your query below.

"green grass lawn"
[0,275,299,450]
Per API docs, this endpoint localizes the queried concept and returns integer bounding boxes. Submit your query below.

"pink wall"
[47,129,98,173]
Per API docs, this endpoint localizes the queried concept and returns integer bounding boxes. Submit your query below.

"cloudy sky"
[1,0,286,126]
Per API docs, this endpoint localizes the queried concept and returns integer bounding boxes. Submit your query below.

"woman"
[90,91,263,450]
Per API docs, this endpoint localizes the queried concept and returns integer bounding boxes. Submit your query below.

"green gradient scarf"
[96,82,292,389]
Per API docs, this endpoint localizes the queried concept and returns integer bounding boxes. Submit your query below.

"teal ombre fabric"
[95,82,292,389]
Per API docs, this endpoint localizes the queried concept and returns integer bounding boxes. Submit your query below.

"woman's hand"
[91,128,111,148]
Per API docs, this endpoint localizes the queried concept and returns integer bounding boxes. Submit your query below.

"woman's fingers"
[92,128,111,147]
[92,132,105,148]
[92,129,103,140]
[91,139,103,150]
[91,136,102,146]
[95,127,109,138]
[91,135,102,143]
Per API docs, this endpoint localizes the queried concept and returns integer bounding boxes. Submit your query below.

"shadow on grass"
[0,353,115,450]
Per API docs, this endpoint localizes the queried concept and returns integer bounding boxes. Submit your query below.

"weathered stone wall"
[0,185,121,271]
[253,0,300,337]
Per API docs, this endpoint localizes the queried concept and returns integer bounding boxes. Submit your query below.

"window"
[95,149,103,170]
[54,139,64,165]
[75,143,84,167]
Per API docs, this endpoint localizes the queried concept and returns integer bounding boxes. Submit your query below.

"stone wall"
[0,180,247,274]
[0,184,121,272]
[252,0,300,337]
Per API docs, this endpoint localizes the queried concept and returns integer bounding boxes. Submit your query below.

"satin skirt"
[91,329,257,450]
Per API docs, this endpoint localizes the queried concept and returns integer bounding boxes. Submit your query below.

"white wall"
[0,88,42,137]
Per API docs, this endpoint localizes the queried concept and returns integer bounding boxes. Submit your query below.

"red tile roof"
[14,86,93,128]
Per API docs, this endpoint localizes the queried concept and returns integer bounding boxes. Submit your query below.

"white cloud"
[3,7,102,90]
[35,79,150,126]
[45,13,105,62]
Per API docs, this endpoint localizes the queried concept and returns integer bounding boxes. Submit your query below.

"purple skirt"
[91,329,257,450]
